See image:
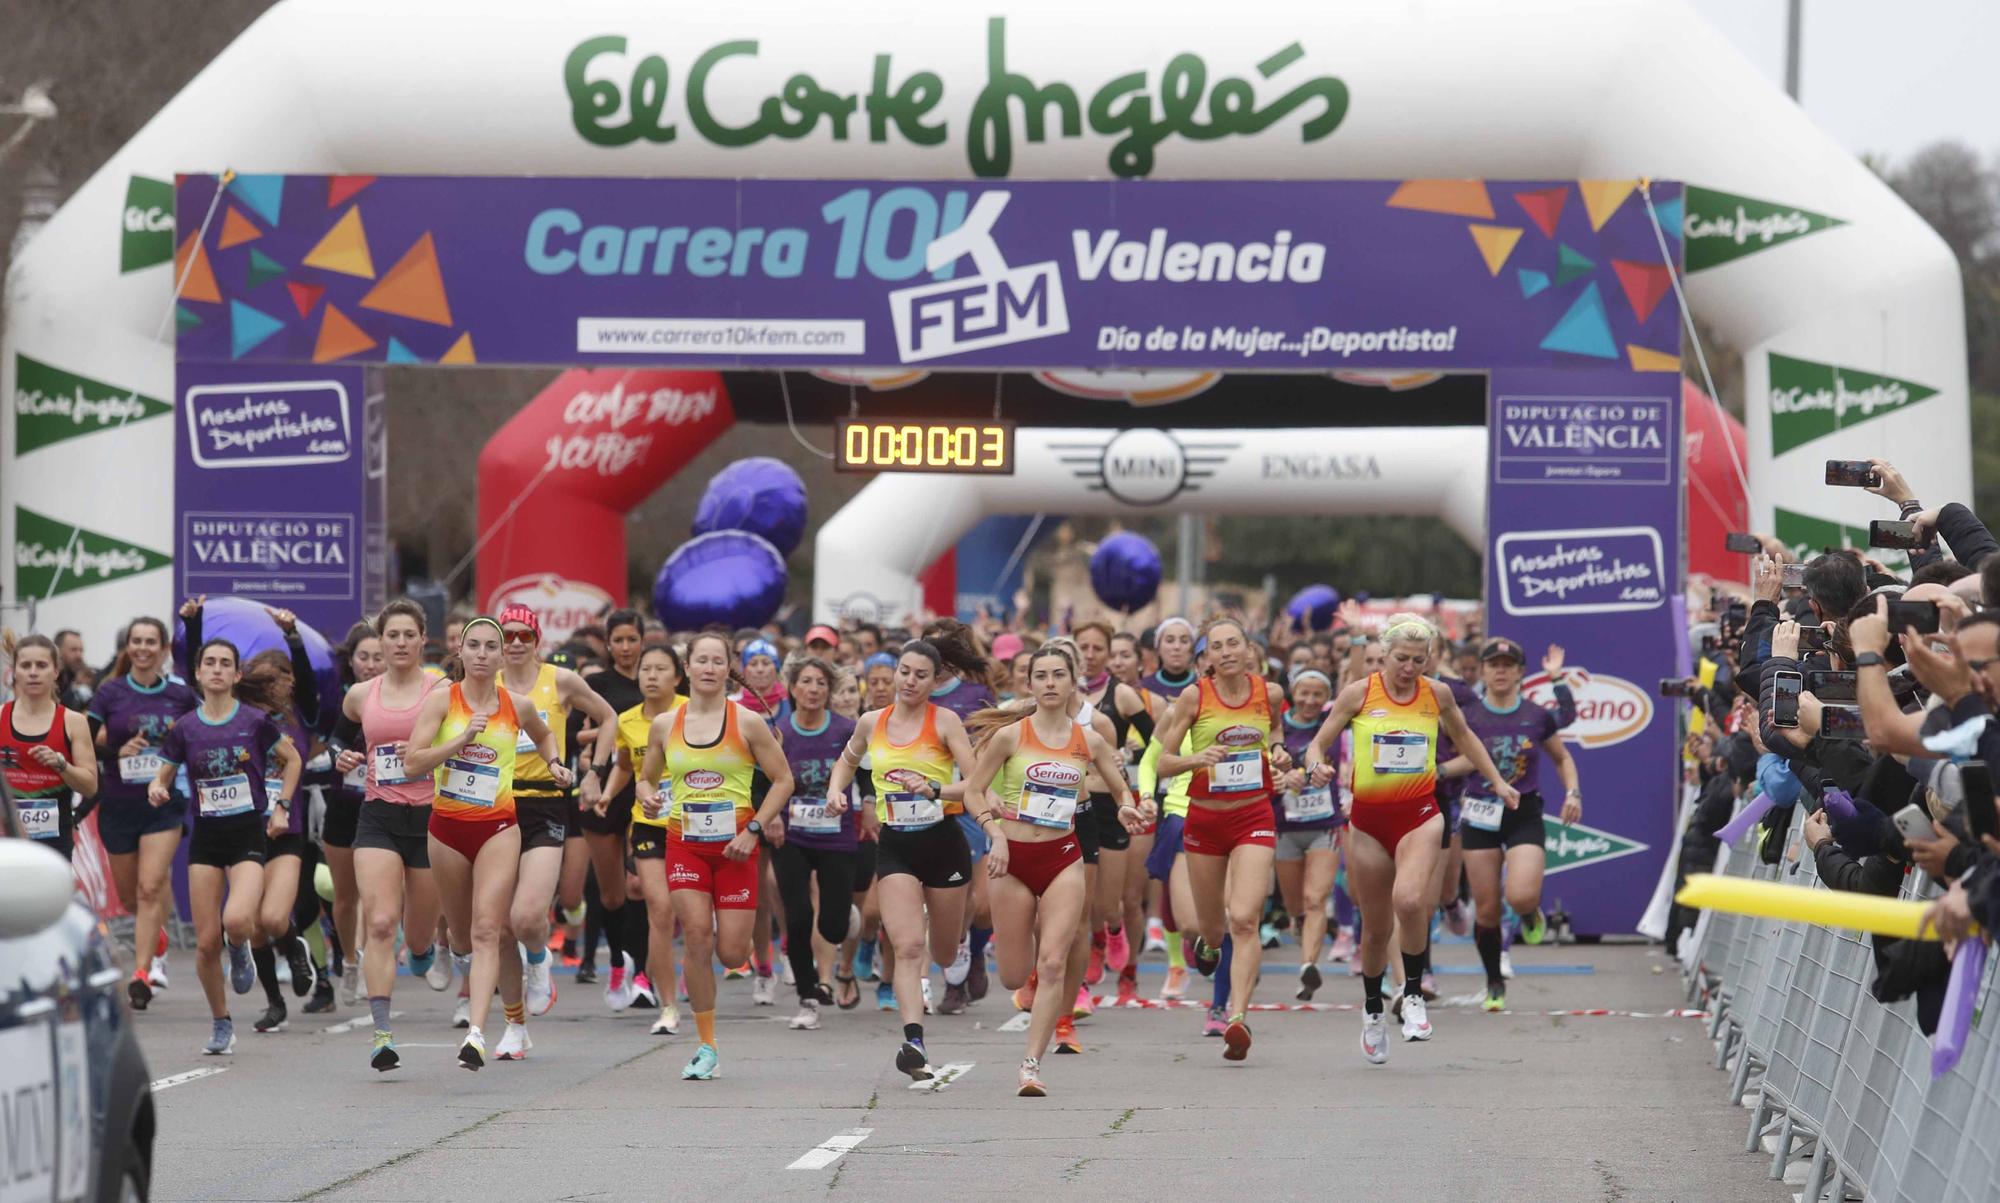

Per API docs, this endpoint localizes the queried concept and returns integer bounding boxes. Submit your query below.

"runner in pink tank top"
[361,673,438,807]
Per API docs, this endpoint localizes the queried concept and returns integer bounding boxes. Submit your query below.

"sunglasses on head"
[501,629,537,645]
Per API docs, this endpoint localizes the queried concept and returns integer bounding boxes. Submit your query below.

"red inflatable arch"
[476,369,734,638]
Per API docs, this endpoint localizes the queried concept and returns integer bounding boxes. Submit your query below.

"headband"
[461,616,502,640]
[741,639,780,668]
[1382,619,1435,643]
[1155,617,1196,641]
[496,603,540,637]
[1290,669,1333,692]
[863,652,897,671]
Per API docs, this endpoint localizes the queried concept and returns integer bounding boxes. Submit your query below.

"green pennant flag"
[1684,186,1845,271]
[120,175,176,273]
[14,506,171,599]
[1768,352,1938,455]
[1542,818,1649,876]
[13,354,172,455]
[1772,506,1909,570]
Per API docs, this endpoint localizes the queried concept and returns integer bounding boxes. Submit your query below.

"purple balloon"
[173,595,341,719]
[1933,937,1987,1078]
[1713,793,1775,845]
[692,457,809,556]
[1089,532,1162,612]
[1285,584,1341,631]
[654,531,788,630]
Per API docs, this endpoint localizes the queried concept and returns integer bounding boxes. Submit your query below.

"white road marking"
[150,1067,229,1092]
[909,1062,974,1092]
[323,1011,402,1035]
[787,1127,874,1170]
[999,1012,1031,1033]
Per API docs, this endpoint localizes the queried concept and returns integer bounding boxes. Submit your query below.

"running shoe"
[650,1005,681,1036]
[1190,936,1220,978]
[1073,985,1096,1019]
[458,1028,486,1071]
[303,974,336,1014]
[1115,970,1140,1007]
[1161,966,1188,1000]
[1520,908,1547,946]
[525,953,556,1017]
[283,940,314,998]
[148,954,170,991]
[789,999,822,1030]
[424,942,454,991]
[1012,973,1037,1013]
[1500,950,1515,981]
[1086,938,1105,986]
[369,1029,399,1072]
[1258,923,1283,950]
[1222,1015,1252,1061]
[724,962,751,980]
[1481,986,1506,1013]
[751,971,777,1007]
[947,938,972,989]
[1053,1016,1083,1054]
[966,953,990,1002]
[855,939,879,982]
[781,959,796,987]
[494,1023,532,1061]
[606,952,640,1010]
[1329,929,1357,963]
[227,941,255,995]
[921,976,934,1014]
[1143,918,1168,954]
[1360,1013,1389,1065]
[1202,1005,1227,1037]
[253,1002,288,1033]
[936,981,968,1015]
[631,973,659,1009]
[126,974,152,1012]
[895,1040,934,1082]
[682,1044,720,1081]
[338,960,360,1007]
[1018,1057,1047,1097]
[1443,899,1471,938]
[452,997,471,1029]
[574,959,598,986]
[876,982,896,1011]
[1400,994,1433,1042]
[1297,963,1324,1002]
[1106,927,1131,975]
[203,1017,236,1056]
[1419,971,1438,1001]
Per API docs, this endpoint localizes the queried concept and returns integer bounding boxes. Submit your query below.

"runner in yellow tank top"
[405,617,568,1071]
[1303,613,1514,1064]
[599,644,687,1035]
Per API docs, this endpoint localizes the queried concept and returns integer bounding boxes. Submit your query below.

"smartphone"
[1825,459,1882,488]
[1797,624,1833,655]
[1658,678,1698,698]
[1725,532,1762,555]
[1701,634,1722,655]
[1887,664,1924,700]
[1782,563,1807,591]
[1963,764,1997,844]
[1819,705,1867,741]
[1724,601,1747,629]
[1869,520,1926,551]
[1887,599,1941,635]
[1805,669,1857,702]
[1893,803,1935,844]
[1771,669,1803,728]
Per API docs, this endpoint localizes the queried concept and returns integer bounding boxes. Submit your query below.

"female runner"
[1142,618,1200,699]
[770,656,864,1029]
[90,616,197,1009]
[322,621,385,1011]
[1073,622,1155,998]
[1439,637,1582,1011]
[1,634,98,858]
[1150,618,1291,1061]
[1109,631,1166,995]
[403,617,569,1071]
[824,641,984,1082]
[1273,669,1342,1001]
[965,643,1147,1096]
[636,632,794,1081]
[920,619,996,1016]
[1304,614,1516,1063]
[602,642,688,1035]
[576,610,651,1011]
[331,601,446,1070]
[148,638,302,1056]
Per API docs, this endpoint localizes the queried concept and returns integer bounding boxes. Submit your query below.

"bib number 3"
[1372,732,1428,775]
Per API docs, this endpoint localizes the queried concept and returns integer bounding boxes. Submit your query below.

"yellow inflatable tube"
[1675,873,1973,941]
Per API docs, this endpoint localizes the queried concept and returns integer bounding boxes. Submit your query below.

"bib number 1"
[1462,794,1505,832]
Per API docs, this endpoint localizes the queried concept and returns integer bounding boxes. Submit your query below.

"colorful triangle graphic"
[218,207,262,250]
[303,207,376,279]
[229,300,285,359]
[1612,259,1673,323]
[1652,195,1684,241]
[1513,187,1568,239]
[246,248,286,290]
[360,233,454,326]
[1627,344,1680,373]
[327,175,377,210]
[1555,243,1595,286]
[313,303,378,363]
[1386,180,1494,219]
[173,232,222,304]
[1467,224,1524,276]
[385,337,423,364]
[227,174,284,228]
[1578,180,1636,231]
[439,332,477,364]
[1539,282,1618,360]
[1518,268,1550,298]
[286,280,325,318]
[176,306,202,332]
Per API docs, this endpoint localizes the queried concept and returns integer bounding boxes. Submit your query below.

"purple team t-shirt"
[1141,668,1200,700]
[928,676,993,722]
[158,702,286,828]
[88,674,199,805]
[1460,695,1561,797]
[1277,711,1344,832]
[781,711,860,851]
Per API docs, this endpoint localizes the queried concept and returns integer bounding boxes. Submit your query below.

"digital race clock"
[834,418,1016,475]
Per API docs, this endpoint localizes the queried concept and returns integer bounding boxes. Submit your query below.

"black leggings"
[772,841,859,1001]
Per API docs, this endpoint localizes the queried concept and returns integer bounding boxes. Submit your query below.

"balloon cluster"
[654,457,806,629]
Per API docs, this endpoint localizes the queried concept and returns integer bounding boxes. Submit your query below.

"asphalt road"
[132,937,1787,1203]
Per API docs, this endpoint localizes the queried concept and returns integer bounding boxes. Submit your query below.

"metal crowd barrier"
[1683,820,1999,1201]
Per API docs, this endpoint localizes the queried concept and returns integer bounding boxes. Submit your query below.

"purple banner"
[173,175,1682,373]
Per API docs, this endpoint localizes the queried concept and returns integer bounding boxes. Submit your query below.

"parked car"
[0,781,154,1201]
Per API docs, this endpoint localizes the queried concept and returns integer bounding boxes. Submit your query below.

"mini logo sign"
[121,176,176,273]
[184,379,353,469]
[683,769,725,790]
[1027,761,1084,788]
[888,192,1068,362]
[1049,428,1237,506]
[1522,669,1654,749]
[1540,816,1649,875]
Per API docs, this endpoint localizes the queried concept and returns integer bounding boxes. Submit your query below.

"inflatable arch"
[2,0,1966,653]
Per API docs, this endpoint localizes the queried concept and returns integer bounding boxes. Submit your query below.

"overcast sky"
[1686,0,2000,166]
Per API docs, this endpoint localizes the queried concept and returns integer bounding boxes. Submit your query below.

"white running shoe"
[650,1004,681,1036]
[1361,1013,1389,1065]
[781,960,796,987]
[789,999,822,1030]
[149,954,170,991]
[1400,994,1433,1042]
[452,996,470,1030]
[1143,919,1168,954]
[339,959,360,1007]
[494,1023,532,1061]
[751,973,777,1007]
[605,952,640,1011]
[424,942,454,992]
[1500,950,1515,981]
[524,952,556,1016]
[921,976,934,1015]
